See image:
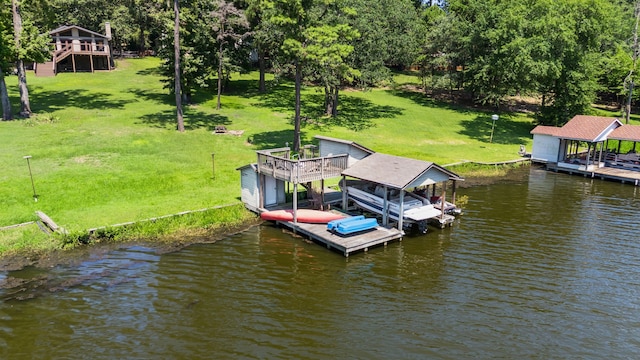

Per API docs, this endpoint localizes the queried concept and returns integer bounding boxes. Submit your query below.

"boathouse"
[340,153,463,231]
[530,115,640,185]
[35,23,114,76]
[238,136,465,256]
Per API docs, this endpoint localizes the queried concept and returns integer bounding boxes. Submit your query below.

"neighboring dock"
[546,163,640,185]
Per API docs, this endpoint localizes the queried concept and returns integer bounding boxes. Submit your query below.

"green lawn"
[0,57,536,254]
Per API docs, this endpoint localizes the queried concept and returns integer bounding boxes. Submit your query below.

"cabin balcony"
[256,148,348,184]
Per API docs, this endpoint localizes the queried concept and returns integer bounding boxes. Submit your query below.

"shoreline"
[0,165,533,272]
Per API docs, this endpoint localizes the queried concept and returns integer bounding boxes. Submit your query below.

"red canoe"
[260,209,345,223]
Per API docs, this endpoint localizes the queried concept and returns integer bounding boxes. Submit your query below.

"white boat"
[344,184,449,233]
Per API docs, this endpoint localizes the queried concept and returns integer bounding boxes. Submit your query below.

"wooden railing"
[256,150,348,183]
[53,40,109,61]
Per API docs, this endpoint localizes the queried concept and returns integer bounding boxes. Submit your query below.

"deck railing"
[54,40,110,60]
[256,150,348,183]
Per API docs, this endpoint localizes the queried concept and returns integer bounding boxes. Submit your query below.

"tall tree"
[246,0,279,93]
[625,0,640,123]
[263,0,313,152]
[174,0,184,132]
[211,0,250,110]
[12,0,31,117]
[0,0,13,120]
[348,0,424,87]
[436,0,618,124]
[159,0,221,105]
[304,0,359,116]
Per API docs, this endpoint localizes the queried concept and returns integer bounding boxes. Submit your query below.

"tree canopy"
[1,0,639,128]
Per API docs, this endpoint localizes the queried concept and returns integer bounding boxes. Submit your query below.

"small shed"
[530,125,562,163]
[237,163,286,211]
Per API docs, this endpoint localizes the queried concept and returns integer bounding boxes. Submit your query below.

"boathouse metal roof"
[608,124,640,142]
[341,153,463,190]
[554,115,622,142]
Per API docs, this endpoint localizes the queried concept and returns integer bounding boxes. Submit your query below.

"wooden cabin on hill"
[35,23,114,76]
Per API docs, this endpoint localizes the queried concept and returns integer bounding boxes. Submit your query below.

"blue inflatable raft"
[327,215,365,231]
[328,216,378,236]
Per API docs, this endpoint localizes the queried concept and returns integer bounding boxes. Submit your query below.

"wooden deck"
[259,208,403,257]
[547,163,640,185]
[277,218,403,257]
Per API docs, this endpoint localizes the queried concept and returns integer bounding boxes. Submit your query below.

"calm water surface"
[2,168,640,359]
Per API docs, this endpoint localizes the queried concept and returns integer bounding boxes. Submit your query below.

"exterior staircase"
[35,61,55,77]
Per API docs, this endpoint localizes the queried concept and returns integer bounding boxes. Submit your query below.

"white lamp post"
[490,114,499,143]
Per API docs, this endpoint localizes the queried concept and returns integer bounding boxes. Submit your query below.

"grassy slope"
[1,57,536,248]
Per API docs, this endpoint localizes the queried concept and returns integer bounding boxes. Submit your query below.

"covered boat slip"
[340,153,463,231]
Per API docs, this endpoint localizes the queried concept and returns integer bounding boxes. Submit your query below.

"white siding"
[318,138,371,166]
[531,134,560,163]
[240,167,259,210]
[408,168,451,188]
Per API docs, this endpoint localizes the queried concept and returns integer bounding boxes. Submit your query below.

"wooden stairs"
[35,61,55,77]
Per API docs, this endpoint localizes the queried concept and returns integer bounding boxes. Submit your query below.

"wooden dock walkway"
[547,163,640,185]
[276,218,403,257]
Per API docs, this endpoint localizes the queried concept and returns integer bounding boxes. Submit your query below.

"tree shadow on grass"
[460,114,534,145]
[386,88,475,114]
[127,87,171,105]
[251,84,402,131]
[136,67,163,76]
[138,107,231,131]
[248,129,298,150]
[309,93,403,131]
[29,87,134,113]
[388,88,534,144]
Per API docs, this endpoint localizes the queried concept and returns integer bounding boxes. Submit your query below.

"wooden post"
[451,180,457,206]
[320,178,325,210]
[293,182,298,224]
[598,142,604,165]
[440,182,447,220]
[211,153,215,179]
[341,176,347,210]
[382,185,388,227]
[397,189,404,232]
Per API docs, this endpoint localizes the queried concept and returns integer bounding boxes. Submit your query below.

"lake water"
[2,167,640,359]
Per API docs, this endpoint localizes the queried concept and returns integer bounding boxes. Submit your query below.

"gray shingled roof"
[341,153,462,189]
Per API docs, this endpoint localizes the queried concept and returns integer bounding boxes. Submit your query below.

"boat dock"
[266,212,403,257]
[546,163,640,185]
